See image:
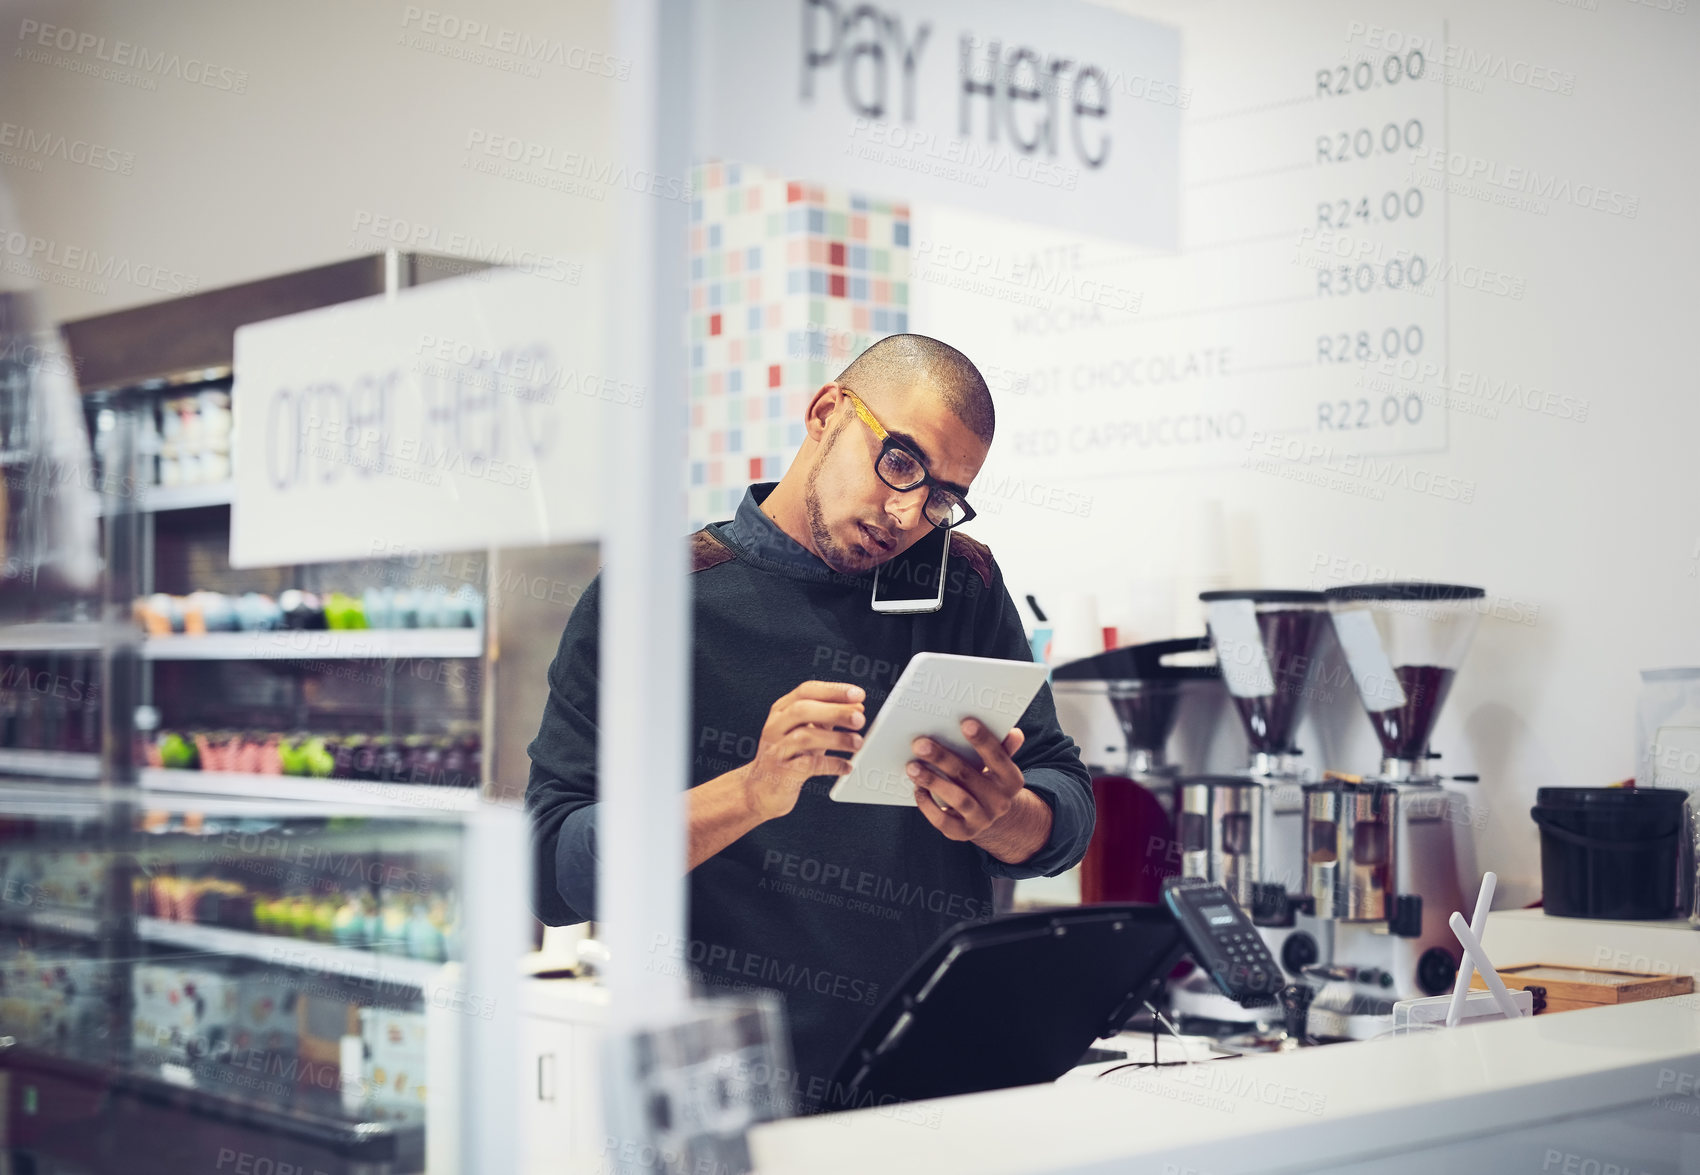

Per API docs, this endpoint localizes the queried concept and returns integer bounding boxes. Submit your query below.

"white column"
[600,0,693,1029]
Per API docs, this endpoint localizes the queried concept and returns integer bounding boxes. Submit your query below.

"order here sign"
[229,268,610,568]
[696,0,1181,248]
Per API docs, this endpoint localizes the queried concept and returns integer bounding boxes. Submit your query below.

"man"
[525,334,1093,1108]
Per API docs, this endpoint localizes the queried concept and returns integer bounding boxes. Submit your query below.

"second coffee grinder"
[1301,581,1486,1038]
[1170,589,1331,1027]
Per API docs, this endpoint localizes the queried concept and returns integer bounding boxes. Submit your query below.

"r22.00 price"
[1317,326,1424,364]
[1317,395,1424,430]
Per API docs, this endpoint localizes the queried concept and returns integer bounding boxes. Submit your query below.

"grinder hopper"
[1053,638,1218,903]
[1323,582,1485,778]
[1199,590,1330,772]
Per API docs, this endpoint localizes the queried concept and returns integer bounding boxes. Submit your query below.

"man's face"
[801,383,989,575]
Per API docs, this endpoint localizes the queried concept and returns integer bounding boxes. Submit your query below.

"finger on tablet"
[909,761,978,819]
[794,680,865,703]
[957,718,1010,765]
[914,786,968,834]
[910,737,971,784]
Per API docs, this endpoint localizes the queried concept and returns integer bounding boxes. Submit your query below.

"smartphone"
[870,525,949,614]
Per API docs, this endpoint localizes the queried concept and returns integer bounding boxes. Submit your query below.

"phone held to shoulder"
[870,525,949,615]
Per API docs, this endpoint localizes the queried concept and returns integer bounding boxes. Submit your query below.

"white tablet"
[828,652,1050,806]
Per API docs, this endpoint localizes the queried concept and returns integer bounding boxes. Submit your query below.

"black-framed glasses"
[841,388,976,529]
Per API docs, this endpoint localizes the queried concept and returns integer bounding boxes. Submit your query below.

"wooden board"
[1473,963,1692,1013]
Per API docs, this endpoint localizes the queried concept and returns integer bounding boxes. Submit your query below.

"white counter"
[750,991,1700,1175]
[1484,907,1700,983]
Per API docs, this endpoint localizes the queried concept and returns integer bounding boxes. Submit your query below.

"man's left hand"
[908,720,1032,845]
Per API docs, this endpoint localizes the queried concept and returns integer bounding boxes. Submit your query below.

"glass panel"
[0,782,483,1170]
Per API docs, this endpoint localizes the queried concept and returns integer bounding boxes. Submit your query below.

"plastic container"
[1531,788,1686,920]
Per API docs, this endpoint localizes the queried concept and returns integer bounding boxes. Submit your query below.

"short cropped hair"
[835,334,994,443]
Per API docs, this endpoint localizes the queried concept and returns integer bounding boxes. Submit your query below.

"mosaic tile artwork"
[687,161,911,527]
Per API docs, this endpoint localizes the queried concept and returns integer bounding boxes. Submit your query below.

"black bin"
[1531,787,1687,920]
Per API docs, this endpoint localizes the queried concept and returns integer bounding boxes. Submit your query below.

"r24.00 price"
[1317,188,1423,228]
[1317,326,1424,364]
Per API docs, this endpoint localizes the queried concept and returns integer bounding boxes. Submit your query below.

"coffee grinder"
[1170,590,1330,1028]
[1303,582,1485,1036]
[1052,638,1219,904]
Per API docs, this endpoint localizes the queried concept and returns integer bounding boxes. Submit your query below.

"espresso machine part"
[1302,780,1398,922]
[1189,590,1329,933]
[1178,776,1266,912]
[1054,638,1219,904]
[1107,680,1185,776]
[1053,636,1219,756]
[1311,582,1488,1029]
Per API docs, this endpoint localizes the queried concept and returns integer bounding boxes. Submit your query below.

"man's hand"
[908,720,1053,865]
[737,681,866,822]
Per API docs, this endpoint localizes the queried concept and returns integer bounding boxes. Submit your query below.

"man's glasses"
[841,388,976,530]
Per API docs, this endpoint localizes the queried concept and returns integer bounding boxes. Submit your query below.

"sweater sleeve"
[524,576,603,925]
[969,561,1096,880]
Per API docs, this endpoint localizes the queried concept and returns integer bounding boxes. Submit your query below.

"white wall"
[0,0,619,320]
[915,0,1700,904]
[6,0,1696,906]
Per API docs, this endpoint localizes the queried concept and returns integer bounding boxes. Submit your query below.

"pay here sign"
[697,0,1182,247]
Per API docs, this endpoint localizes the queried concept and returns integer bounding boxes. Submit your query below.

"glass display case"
[1,782,516,1174]
[1,258,532,1174]
[0,255,493,804]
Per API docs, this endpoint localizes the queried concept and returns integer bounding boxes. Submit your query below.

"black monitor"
[820,904,1185,1111]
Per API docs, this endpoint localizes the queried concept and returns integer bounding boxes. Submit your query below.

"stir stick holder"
[1391,871,1535,1030]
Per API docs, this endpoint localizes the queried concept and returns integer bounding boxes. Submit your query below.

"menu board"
[912,7,1450,481]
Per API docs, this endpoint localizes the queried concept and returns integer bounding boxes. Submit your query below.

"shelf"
[0,781,105,817]
[1,906,102,937]
[0,748,101,780]
[136,916,446,987]
[142,628,483,661]
[138,767,481,814]
[0,1043,422,1164]
[0,622,115,651]
[102,480,233,515]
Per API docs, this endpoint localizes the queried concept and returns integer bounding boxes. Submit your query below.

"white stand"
[1446,871,1522,1027]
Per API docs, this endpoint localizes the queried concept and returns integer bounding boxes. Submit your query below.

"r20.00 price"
[1316,52,1426,96]
[1317,326,1423,364]
[1317,120,1423,163]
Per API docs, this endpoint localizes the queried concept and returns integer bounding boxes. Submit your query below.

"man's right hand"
[738,681,866,821]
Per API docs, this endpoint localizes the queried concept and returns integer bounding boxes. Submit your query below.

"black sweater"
[524,484,1094,1096]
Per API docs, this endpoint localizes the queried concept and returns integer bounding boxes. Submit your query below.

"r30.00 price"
[1317,257,1426,296]
[1317,326,1424,364]
[1317,395,1424,430]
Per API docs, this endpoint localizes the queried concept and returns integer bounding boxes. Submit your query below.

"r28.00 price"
[1317,394,1425,430]
[1317,326,1424,364]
